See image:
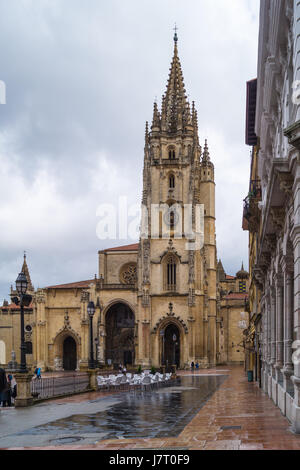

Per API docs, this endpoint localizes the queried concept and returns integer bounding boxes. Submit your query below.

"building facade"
[0,36,248,373]
[247,0,300,433]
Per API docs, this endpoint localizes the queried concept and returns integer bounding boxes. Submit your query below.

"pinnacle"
[202,139,210,162]
[148,35,200,139]
[21,252,34,292]
[163,43,192,134]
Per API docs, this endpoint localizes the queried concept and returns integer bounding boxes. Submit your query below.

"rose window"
[120,263,137,285]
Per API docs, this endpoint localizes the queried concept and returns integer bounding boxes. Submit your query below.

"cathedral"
[0,34,249,371]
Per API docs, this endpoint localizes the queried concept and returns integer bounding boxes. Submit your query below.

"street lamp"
[94,337,99,368]
[87,301,95,369]
[16,272,28,295]
[15,272,32,373]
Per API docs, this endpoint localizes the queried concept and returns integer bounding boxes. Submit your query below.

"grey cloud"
[0,0,259,302]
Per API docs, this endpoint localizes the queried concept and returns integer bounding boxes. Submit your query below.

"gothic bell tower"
[137,32,218,369]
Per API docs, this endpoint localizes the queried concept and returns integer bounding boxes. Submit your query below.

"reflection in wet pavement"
[18,375,227,441]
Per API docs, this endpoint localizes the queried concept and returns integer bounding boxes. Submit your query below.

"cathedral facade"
[0,36,248,371]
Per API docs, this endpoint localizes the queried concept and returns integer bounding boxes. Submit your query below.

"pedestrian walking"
[0,369,12,407]
[0,368,7,406]
[34,367,42,379]
[195,362,199,370]
[9,375,17,404]
[191,361,195,371]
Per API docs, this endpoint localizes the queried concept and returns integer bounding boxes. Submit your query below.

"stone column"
[98,330,105,366]
[79,292,89,370]
[141,321,151,368]
[282,265,294,393]
[260,297,266,391]
[266,290,271,379]
[36,291,46,370]
[208,312,217,367]
[275,275,284,379]
[188,316,195,364]
[291,176,300,432]
[88,368,99,391]
[266,289,272,396]
[14,373,34,407]
[270,286,277,371]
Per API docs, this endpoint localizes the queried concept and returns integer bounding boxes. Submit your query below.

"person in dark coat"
[0,368,11,407]
[0,368,6,393]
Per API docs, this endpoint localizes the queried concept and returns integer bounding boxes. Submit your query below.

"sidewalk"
[3,366,300,450]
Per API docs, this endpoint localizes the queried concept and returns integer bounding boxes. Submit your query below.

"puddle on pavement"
[18,375,227,441]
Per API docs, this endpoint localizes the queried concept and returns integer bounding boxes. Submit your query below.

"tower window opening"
[168,148,176,160]
[165,255,177,292]
[169,210,175,230]
[169,174,175,189]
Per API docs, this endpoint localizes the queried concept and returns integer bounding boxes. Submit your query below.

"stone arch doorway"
[105,302,135,367]
[162,323,180,368]
[63,336,77,371]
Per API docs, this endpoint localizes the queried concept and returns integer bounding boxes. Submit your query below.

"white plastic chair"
[97,376,109,390]
[111,375,123,389]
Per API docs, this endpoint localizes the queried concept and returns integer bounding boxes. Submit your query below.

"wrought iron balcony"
[249,180,262,201]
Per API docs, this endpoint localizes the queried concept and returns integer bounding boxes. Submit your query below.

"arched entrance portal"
[63,336,77,371]
[162,324,180,368]
[105,303,135,367]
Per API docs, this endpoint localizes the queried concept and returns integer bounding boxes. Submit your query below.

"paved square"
[0,366,299,450]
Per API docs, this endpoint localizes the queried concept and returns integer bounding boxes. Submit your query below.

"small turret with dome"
[236,262,249,280]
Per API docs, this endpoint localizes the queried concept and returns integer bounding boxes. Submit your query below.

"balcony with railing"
[243,180,262,232]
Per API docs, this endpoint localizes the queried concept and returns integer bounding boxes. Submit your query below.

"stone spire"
[144,121,149,148]
[217,259,226,281]
[202,139,211,164]
[200,139,214,181]
[163,31,191,134]
[151,101,161,130]
[236,262,249,280]
[21,252,34,292]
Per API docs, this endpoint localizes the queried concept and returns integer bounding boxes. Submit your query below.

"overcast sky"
[0,0,260,303]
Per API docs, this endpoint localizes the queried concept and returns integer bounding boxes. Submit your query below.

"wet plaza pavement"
[1,366,300,450]
[0,375,226,448]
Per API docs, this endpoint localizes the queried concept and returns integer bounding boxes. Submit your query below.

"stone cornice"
[259,158,290,260]
[290,224,300,247]
[284,120,300,150]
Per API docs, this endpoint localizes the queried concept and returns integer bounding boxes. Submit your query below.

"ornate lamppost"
[87,301,95,369]
[14,272,32,373]
[94,337,99,368]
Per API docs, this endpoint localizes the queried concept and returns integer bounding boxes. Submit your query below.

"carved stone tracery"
[120,263,137,285]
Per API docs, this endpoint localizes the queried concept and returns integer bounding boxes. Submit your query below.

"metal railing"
[30,372,90,401]
[249,180,262,199]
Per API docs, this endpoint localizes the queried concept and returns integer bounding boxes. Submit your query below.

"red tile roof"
[1,303,33,310]
[226,275,236,280]
[100,243,139,252]
[225,293,248,300]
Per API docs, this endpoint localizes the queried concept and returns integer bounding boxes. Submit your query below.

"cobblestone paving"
[2,366,300,450]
